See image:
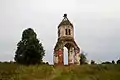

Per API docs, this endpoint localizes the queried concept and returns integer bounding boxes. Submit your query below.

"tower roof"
[58,14,73,28]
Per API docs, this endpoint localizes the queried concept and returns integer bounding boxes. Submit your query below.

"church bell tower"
[53,14,80,65]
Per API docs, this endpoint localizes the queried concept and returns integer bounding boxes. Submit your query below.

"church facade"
[53,14,80,65]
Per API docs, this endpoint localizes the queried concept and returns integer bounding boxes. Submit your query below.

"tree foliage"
[80,53,87,64]
[14,28,45,65]
[117,59,120,64]
[112,60,115,64]
[91,60,95,64]
[101,61,112,64]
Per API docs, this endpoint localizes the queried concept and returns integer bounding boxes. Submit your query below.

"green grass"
[0,63,120,80]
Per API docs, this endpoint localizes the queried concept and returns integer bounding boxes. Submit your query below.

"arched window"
[65,29,71,35]
[69,29,71,35]
[65,29,67,35]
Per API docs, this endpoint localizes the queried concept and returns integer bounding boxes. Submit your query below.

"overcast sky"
[0,0,120,64]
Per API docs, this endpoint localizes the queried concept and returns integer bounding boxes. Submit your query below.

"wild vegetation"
[0,62,120,80]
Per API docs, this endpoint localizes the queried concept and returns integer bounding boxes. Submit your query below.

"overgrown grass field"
[0,63,120,80]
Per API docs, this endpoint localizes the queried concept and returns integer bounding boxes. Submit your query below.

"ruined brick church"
[53,14,80,65]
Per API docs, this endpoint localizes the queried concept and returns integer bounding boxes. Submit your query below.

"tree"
[91,60,95,64]
[112,60,115,64]
[80,53,87,64]
[101,61,112,64]
[14,28,45,65]
[117,59,120,64]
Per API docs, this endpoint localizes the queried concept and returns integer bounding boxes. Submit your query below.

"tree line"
[80,53,120,65]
